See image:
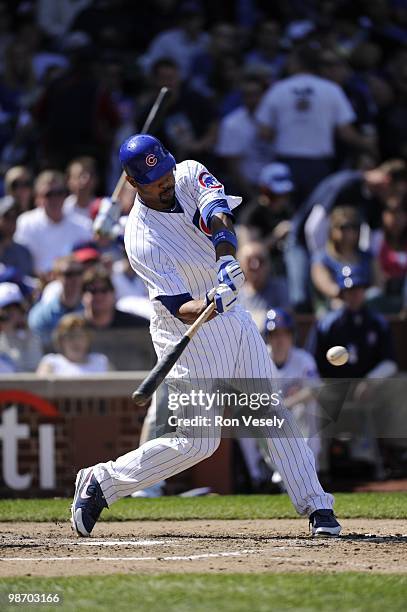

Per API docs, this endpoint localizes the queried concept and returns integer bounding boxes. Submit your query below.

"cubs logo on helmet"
[192,209,212,239]
[198,171,222,190]
[146,154,157,167]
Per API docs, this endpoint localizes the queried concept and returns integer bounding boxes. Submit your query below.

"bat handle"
[185,302,216,339]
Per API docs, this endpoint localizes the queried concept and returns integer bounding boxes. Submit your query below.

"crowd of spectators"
[0,1,406,375]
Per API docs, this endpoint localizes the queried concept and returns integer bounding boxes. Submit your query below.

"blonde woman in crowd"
[36,313,111,376]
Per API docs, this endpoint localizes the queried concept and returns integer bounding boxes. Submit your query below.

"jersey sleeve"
[181,160,233,226]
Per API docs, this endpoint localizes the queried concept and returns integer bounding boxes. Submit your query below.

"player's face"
[136,170,176,210]
[267,328,293,366]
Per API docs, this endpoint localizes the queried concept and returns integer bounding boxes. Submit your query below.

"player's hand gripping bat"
[93,86,171,237]
[132,302,216,405]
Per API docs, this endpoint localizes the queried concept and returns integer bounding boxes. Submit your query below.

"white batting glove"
[93,197,122,238]
[217,255,245,294]
[206,283,237,313]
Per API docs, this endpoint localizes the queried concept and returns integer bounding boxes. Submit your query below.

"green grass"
[0,493,406,522]
[1,574,406,612]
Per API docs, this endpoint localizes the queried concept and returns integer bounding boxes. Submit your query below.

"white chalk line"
[1,539,176,548]
[77,539,173,547]
[0,549,258,563]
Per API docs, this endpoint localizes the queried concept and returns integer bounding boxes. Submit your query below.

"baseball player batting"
[71,134,341,537]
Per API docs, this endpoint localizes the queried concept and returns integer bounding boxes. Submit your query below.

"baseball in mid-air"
[326,345,349,366]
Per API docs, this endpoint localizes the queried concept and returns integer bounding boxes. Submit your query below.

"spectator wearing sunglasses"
[28,255,84,348]
[14,170,92,279]
[0,195,33,276]
[81,266,149,330]
[4,166,33,212]
[311,206,373,310]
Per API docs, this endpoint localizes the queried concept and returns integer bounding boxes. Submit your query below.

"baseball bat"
[112,86,171,201]
[132,302,216,405]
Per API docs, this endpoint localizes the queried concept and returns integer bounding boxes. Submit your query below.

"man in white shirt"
[15,170,92,278]
[215,75,274,199]
[256,43,376,205]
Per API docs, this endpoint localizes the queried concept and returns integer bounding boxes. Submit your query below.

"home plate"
[77,540,172,547]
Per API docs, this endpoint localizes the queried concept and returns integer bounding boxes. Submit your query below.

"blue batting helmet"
[119,134,176,184]
[264,308,294,334]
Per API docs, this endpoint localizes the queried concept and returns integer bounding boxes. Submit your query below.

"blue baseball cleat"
[71,468,108,537]
[309,509,341,537]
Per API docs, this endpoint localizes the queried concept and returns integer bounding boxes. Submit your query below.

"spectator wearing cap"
[0,282,42,371]
[0,195,33,277]
[264,307,322,470]
[73,246,101,269]
[64,156,98,219]
[39,247,101,306]
[238,163,293,274]
[307,268,397,380]
[311,207,374,311]
[256,43,376,205]
[238,241,290,330]
[215,75,274,199]
[307,268,398,477]
[28,255,84,348]
[237,306,323,492]
[4,166,33,212]
[139,1,209,80]
[15,170,92,278]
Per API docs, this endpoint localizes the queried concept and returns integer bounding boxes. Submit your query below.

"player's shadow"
[159,533,407,543]
[338,533,407,543]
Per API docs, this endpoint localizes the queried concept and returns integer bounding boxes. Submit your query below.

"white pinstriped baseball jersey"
[124,160,242,320]
[124,160,241,348]
[93,160,334,516]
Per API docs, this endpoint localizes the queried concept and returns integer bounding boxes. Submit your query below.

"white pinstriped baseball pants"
[94,307,334,516]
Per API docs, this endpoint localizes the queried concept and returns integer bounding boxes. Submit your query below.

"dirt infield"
[0,519,406,577]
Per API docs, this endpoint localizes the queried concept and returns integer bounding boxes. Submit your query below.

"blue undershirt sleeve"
[156,292,193,317]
